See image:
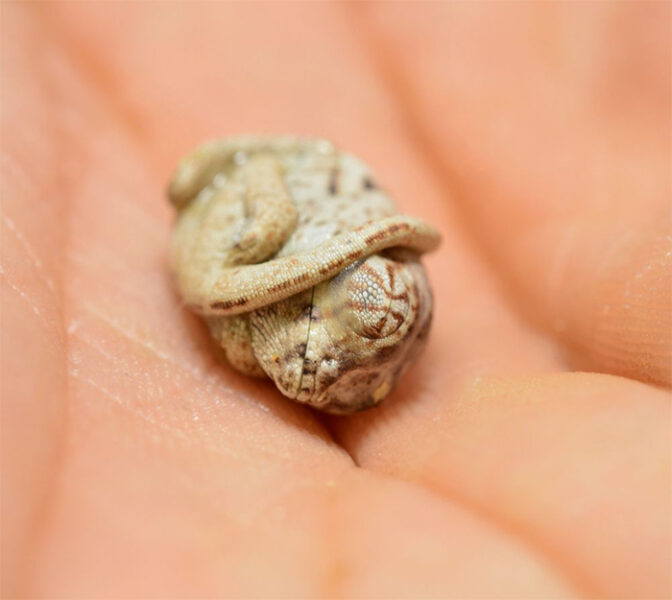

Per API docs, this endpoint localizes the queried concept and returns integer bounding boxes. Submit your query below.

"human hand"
[3,3,670,598]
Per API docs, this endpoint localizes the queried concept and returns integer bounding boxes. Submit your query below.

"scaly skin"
[168,137,440,412]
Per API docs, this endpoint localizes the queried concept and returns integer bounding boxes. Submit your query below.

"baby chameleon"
[168,136,440,414]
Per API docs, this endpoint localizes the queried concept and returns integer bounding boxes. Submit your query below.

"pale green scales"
[168,136,440,414]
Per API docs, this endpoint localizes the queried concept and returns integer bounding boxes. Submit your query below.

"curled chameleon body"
[168,136,440,414]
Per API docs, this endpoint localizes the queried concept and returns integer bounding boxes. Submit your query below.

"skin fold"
[1,2,670,598]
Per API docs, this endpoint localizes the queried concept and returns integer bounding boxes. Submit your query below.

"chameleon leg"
[206,315,265,377]
[183,215,440,316]
[228,154,298,265]
[171,154,299,309]
[171,149,299,377]
[167,136,328,208]
[168,138,261,208]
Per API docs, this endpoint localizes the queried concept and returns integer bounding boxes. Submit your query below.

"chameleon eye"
[335,256,411,339]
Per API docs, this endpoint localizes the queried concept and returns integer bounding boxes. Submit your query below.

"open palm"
[3,3,670,598]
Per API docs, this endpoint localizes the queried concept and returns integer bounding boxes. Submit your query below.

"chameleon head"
[249,252,433,414]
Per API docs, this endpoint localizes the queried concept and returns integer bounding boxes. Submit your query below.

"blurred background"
[2,2,671,598]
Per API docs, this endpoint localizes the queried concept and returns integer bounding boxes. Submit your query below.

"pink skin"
[2,2,670,598]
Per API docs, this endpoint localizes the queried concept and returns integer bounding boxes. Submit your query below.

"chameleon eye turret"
[168,136,440,414]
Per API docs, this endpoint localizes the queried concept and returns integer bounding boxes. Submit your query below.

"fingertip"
[585,232,672,386]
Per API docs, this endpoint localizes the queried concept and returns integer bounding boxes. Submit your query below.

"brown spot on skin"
[362,320,387,338]
[328,168,339,195]
[211,297,249,310]
[299,303,321,322]
[249,320,264,337]
[267,281,289,293]
[369,343,398,362]
[362,176,377,191]
[363,222,410,246]
[327,353,357,376]
[389,310,405,325]
[267,272,310,294]
[319,255,350,275]
[385,263,396,286]
[391,291,409,302]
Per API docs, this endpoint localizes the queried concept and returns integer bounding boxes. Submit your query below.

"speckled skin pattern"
[168,136,440,414]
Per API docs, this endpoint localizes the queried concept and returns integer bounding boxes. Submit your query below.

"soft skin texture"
[1,2,670,599]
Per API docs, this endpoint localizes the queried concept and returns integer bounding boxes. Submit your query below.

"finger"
[313,471,578,599]
[334,373,672,598]
[0,5,69,593]
[360,2,672,386]
[33,419,576,598]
